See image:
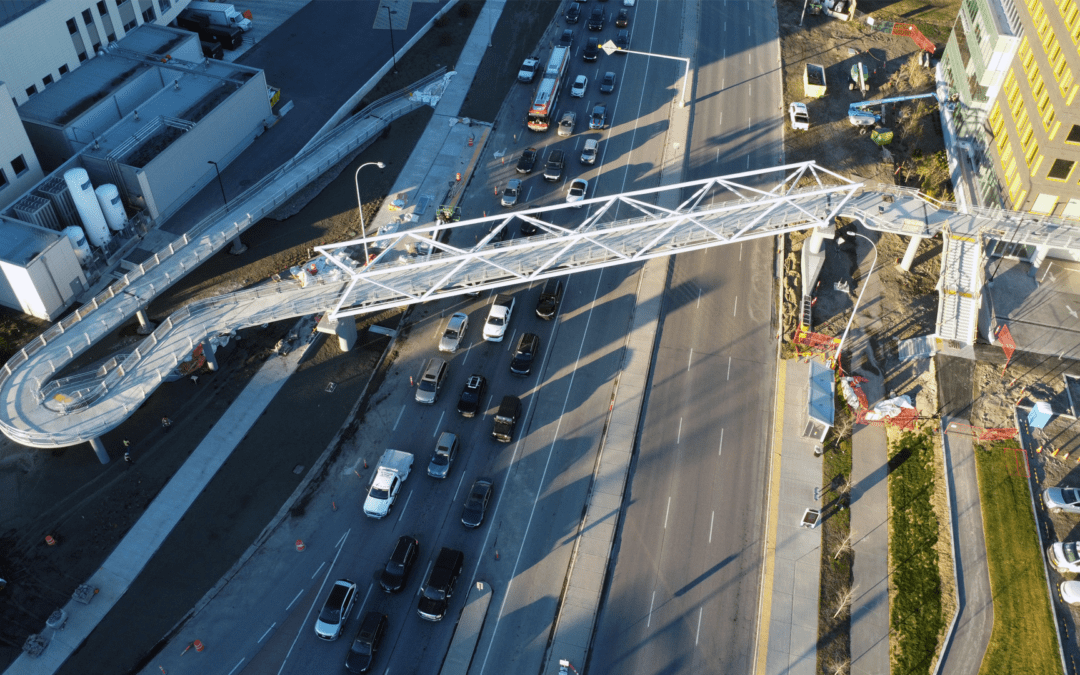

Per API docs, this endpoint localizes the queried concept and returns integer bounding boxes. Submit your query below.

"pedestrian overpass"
[3,160,1078,455]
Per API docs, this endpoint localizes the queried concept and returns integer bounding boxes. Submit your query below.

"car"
[439,312,468,353]
[616,8,629,27]
[587,5,604,30]
[428,431,459,479]
[1061,580,1080,605]
[570,74,588,98]
[536,278,564,319]
[500,179,522,207]
[600,71,616,93]
[566,178,589,207]
[492,395,521,442]
[565,1,581,23]
[623,0,635,5]
[457,374,487,417]
[558,29,574,47]
[517,56,540,83]
[510,333,540,376]
[557,111,577,137]
[1048,541,1080,574]
[589,104,607,130]
[516,147,538,174]
[583,37,600,61]
[345,611,387,673]
[615,29,630,51]
[1044,486,1080,514]
[417,547,464,621]
[461,477,494,528]
[488,223,509,242]
[544,150,566,181]
[415,357,448,405]
[580,138,598,165]
[380,535,419,592]
[314,579,358,640]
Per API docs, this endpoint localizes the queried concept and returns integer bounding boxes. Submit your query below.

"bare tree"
[833,531,855,560]
[828,660,849,675]
[832,585,858,619]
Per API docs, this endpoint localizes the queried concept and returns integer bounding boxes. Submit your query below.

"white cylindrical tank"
[95,184,126,231]
[63,168,110,248]
[62,226,92,266]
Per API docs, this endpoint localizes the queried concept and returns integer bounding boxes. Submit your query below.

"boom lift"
[847,92,937,126]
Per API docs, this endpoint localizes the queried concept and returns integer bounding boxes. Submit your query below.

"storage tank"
[63,226,92,266]
[95,184,127,231]
[64,168,110,248]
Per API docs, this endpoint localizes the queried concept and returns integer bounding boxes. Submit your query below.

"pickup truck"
[483,294,515,342]
[517,56,540,83]
[789,102,809,130]
[363,450,414,518]
[417,547,464,621]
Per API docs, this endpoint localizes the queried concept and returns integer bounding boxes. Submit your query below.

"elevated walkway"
[936,232,982,343]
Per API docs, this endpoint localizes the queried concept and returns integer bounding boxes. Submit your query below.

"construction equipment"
[848,62,869,93]
[865,17,936,54]
[847,92,938,126]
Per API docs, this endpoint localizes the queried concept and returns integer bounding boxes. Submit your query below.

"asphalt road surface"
[590,1,783,673]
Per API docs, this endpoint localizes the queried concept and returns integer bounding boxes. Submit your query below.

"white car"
[314,579,358,640]
[364,469,403,518]
[566,178,589,207]
[570,74,588,98]
[1044,486,1080,514]
[1049,542,1080,573]
[439,312,468,352]
[1061,580,1080,605]
[623,0,635,5]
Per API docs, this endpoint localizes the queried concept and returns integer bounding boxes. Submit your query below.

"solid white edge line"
[677,417,683,444]
[688,348,693,371]
[393,405,405,431]
[709,511,715,544]
[647,591,656,627]
[719,428,724,456]
[733,296,738,317]
[696,607,703,645]
[664,496,672,530]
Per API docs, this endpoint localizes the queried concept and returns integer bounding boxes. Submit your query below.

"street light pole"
[207,160,227,207]
[384,6,397,73]
[833,231,879,367]
[354,161,386,265]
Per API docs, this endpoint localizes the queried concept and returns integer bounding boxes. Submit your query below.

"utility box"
[1029,401,1053,429]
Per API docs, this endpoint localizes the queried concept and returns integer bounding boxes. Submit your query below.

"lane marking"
[677,418,683,444]
[258,624,276,643]
[355,583,373,620]
[709,511,715,544]
[719,428,724,456]
[696,607,704,645]
[228,659,246,675]
[664,496,672,529]
[453,470,468,501]
[462,344,472,366]
[335,530,349,549]
[285,589,303,612]
[697,288,702,308]
[740,242,743,261]
[392,405,405,431]
[727,356,732,380]
[310,562,325,580]
[688,348,693,371]
[433,411,445,435]
[647,591,656,627]
[733,296,738,317]
[506,329,517,350]
[277,533,349,674]
[396,490,413,525]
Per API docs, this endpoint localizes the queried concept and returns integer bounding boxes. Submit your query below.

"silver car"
[415,358,448,405]
[427,432,459,479]
[501,179,522,207]
[1044,486,1080,514]
[439,313,469,353]
[558,111,577,137]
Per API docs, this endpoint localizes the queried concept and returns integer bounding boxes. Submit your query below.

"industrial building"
[0,2,274,321]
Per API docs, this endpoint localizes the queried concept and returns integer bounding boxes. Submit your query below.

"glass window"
[78,51,88,62]
[42,74,53,86]
[1067,125,1080,145]
[98,1,108,15]
[142,6,155,22]
[82,8,93,24]
[1047,159,1075,181]
[67,17,78,33]
[24,85,36,97]
[0,168,7,190]
[11,155,27,176]
[159,0,171,12]
[59,64,70,75]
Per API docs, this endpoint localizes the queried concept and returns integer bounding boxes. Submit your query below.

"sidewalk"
[762,359,823,675]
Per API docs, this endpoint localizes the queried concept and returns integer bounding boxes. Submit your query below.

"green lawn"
[890,430,944,675]
[975,442,1063,675]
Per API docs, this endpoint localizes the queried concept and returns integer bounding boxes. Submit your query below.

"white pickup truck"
[518,56,540,83]
[483,294,515,342]
[363,450,414,518]
[789,102,809,130]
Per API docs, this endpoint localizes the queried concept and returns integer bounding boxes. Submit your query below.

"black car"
[583,37,600,61]
[544,150,566,182]
[345,612,387,673]
[488,223,509,242]
[615,29,630,51]
[600,71,617,93]
[589,104,608,130]
[587,5,605,30]
[616,8,629,27]
[457,374,487,417]
[461,478,494,528]
[536,278,564,319]
[417,548,464,621]
[510,333,540,376]
[380,535,419,593]
[558,29,574,47]
[565,1,581,23]
[520,221,539,236]
[516,147,538,174]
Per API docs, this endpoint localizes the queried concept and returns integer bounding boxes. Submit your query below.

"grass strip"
[889,430,944,675]
[974,442,1063,675]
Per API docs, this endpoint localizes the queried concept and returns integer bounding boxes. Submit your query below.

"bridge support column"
[88,437,110,464]
[1029,245,1049,277]
[807,225,835,254]
[335,317,357,352]
[229,236,247,255]
[135,309,155,335]
[899,235,924,272]
[203,342,219,371]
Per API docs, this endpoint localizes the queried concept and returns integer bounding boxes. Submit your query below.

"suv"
[415,358,448,404]
[492,395,522,442]
[314,579,357,640]
[428,431,459,478]
[615,29,630,51]
[558,29,574,47]
[457,374,487,417]
[583,37,600,61]
[510,333,540,376]
[544,150,566,181]
[417,547,465,621]
[587,5,605,30]
[345,611,387,673]
[379,535,419,592]
[565,1,581,23]
[557,111,577,137]
[516,147,538,174]
[536,278,564,319]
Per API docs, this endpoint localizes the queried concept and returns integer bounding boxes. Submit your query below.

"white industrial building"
[0,2,274,321]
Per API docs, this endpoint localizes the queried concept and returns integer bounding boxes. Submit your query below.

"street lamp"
[383,6,397,73]
[833,231,879,367]
[207,160,227,207]
[354,161,386,264]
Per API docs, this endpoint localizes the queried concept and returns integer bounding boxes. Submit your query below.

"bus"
[527,46,571,131]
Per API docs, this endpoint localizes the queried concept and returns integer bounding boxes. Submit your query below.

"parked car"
[380,535,419,592]
[461,478,494,528]
[1048,541,1080,574]
[510,333,540,376]
[558,111,577,137]
[345,612,387,673]
[427,432,459,479]
[536,278,564,319]
[580,138,598,165]
[570,74,588,98]
[616,8,630,27]
[314,579,358,640]
[1044,486,1080,514]
[415,357,448,405]
[565,1,581,23]
[1060,580,1080,605]
[600,71,617,93]
[589,104,608,129]
[439,313,468,353]
[544,150,567,181]
[457,374,487,417]
[558,29,574,47]
[587,5,605,30]
[516,147,538,174]
[615,29,631,51]
[566,178,589,207]
[501,179,522,207]
[583,37,600,61]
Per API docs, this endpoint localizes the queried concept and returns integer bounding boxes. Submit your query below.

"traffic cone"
[45,535,57,546]
[296,539,306,552]
[193,640,204,652]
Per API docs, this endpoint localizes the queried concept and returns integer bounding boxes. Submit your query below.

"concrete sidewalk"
[762,359,823,675]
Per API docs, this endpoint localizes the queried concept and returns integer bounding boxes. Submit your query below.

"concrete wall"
[0,82,46,211]
[0,233,86,320]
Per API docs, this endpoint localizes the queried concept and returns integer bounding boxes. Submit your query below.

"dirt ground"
[0,0,567,667]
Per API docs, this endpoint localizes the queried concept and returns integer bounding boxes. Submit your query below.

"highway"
[590,1,783,673]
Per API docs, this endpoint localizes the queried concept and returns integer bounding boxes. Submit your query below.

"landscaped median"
[974,441,1063,675]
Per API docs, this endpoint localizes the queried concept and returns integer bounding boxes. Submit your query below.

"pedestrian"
[123,451,134,468]
[190,374,199,385]
[161,417,172,431]
[122,438,131,449]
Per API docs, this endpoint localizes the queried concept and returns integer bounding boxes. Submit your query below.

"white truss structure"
[316,161,863,320]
